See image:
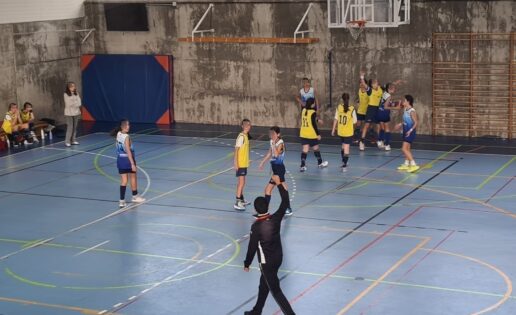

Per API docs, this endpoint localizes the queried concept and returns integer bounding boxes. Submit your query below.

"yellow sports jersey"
[299,108,318,139]
[236,132,250,168]
[368,87,383,106]
[20,111,32,123]
[358,89,369,115]
[1,111,16,134]
[336,105,355,137]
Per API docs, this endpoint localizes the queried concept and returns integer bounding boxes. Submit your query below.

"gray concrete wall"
[0,18,83,123]
[4,0,514,134]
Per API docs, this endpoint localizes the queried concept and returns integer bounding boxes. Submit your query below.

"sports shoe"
[397,164,409,170]
[244,311,260,315]
[285,208,293,216]
[318,161,329,168]
[131,195,146,203]
[23,140,30,146]
[342,164,348,172]
[407,165,420,173]
[32,137,39,143]
[65,143,71,147]
[300,166,307,172]
[242,199,251,206]
[234,200,246,211]
[377,140,384,149]
[359,141,365,151]
[384,145,391,151]
[72,141,80,145]
[119,200,127,208]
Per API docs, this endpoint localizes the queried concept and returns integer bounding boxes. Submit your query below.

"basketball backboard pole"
[294,3,314,44]
[191,3,215,40]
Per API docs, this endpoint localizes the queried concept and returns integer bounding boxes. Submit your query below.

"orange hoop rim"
[346,20,367,28]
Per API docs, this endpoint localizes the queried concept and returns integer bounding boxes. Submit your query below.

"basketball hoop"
[346,20,366,40]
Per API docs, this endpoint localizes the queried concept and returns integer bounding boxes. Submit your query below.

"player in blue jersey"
[394,95,419,172]
[258,126,293,216]
[111,119,146,208]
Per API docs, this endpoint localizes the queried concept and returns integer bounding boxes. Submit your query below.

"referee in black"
[243,183,295,315]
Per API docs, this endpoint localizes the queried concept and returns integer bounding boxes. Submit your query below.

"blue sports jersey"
[270,139,285,165]
[299,87,315,104]
[116,132,134,170]
[403,107,416,131]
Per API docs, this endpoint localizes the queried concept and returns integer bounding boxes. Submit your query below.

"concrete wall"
[3,0,514,133]
[0,18,84,123]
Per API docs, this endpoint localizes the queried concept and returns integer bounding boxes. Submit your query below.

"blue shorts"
[376,108,391,123]
[117,155,135,174]
[403,129,416,143]
[357,113,366,121]
[340,136,353,145]
[236,168,247,177]
[300,137,319,147]
[270,163,286,183]
[365,106,379,123]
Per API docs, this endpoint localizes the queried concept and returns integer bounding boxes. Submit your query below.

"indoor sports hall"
[0,1,515,315]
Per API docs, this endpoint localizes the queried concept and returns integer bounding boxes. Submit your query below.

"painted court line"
[476,156,516,190]
[74,240,110,257]
[0,165,235,261]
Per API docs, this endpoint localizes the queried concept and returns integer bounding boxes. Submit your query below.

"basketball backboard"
[328,0,410,28]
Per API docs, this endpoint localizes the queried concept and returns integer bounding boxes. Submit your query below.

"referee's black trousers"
[252,263,295,315]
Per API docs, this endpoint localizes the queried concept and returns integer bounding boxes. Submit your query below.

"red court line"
[360,230,456,314]
[273,206,424,314]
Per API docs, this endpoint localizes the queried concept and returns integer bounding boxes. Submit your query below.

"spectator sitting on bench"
[21,102,39,143]
[1,103,33,147]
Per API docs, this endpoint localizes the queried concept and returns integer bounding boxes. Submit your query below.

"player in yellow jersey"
[358,72,383,151]
[332,93,357,172]
[299,98,328,172]
[1,103,31,147]
[355,80,369,142]
[20,102,39,143]
[234,119,252,210]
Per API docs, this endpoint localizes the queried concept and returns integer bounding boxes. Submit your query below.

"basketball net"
[347,20,366,40]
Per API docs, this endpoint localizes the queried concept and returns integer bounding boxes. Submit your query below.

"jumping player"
[376,83,396,151]
[258,126,293,216]
[299,98,328,172]
[234,119,252,211]
[111,119,146,208]
[332,93,357,171]
[355,79,369,142]
[358,73,383,151]
[394,95,419,172]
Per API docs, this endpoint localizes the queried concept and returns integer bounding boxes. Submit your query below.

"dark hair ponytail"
[341,93,350,113]
[110,119,129,137]
[405,95,414,106]
[304,98,315,115]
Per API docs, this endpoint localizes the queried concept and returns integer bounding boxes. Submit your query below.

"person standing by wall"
[64,82,81,147]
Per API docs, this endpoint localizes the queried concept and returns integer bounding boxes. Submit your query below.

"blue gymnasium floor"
[0,123,515,315]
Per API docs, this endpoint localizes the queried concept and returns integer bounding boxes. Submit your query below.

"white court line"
[43,147,152,197]
[74,240,110,256]
[0,165,234,261]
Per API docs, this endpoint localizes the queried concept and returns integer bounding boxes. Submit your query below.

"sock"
[240,194,245,201]
[132,190,138,196]
[301,152,307,167]
[236,195,241,202]
[265,194,271,205]
[343,154,349,166]
[314,150,322,164]
[360,137,365,143]
[120,186,127,200]
[379,130,385,142]
[354,128,360,138]
[410,160,417,166]
[384,132,391,145]
[404,160,409,166]
[340,150,345,162]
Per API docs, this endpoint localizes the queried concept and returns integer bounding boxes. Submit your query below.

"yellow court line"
[336,238,430,314]
[422,248,513,315]
[0,296,108,315]
[476,156,516,190]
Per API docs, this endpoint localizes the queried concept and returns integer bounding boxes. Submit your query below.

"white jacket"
[64,93,82,116]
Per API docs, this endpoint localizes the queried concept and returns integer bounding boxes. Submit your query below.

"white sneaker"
[72,141,79,145]
[300,166,307,172]
[285,208,293,216]
[377,140,384,149]
[318,161,329,168]
[32,137,39,143]
[65,143,71,147]
[234,201,246,211]
[131,195,146,203]
[384,145,391,151]
[359,141,365,151]
[23,140,29,146]
[119,200,127,208]
[242,199,251,206]
[342,164,348,172]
